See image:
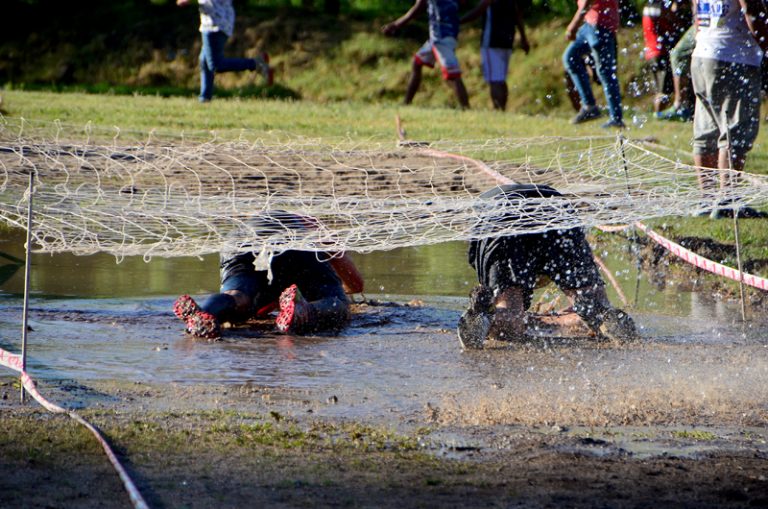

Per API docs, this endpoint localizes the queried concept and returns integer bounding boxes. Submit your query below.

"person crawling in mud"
[174,212,364,339]
[458,184,637,349]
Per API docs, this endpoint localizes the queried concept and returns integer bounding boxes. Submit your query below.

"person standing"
[461,0,530,110]
[563,0,625,128]
[658,23,696,121]
[178,0,273,102]
[382,0,471,109]
[642,0,689,115]
[691,0,768,216]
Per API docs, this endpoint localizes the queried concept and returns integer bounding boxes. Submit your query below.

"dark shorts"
[473,228,603,307]
[220,250,347,313]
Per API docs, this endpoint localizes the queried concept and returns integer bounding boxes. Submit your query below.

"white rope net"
[2,117,768,260]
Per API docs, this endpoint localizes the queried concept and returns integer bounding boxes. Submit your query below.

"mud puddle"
[1,291,766,430]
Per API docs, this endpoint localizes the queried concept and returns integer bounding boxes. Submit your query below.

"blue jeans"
[563,24,623,122]
[199,30,256,102]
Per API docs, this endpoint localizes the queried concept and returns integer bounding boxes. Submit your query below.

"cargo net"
[2,117,768,260]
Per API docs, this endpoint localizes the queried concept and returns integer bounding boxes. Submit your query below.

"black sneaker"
[571,105,601,124]
[457,285,493,350]
[601,119,626,129]
[597,308,638,342]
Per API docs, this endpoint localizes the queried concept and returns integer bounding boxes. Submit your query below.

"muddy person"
[174,212,364,339]
[461,0,530,110]
[177,0,273,102]
[382,0,471,109]
[458,184,637,349]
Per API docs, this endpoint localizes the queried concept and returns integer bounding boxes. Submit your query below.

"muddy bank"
[2,379,768,509]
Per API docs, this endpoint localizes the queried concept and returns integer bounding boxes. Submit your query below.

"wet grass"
[672,430,719,441]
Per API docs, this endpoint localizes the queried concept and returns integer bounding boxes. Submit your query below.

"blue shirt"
[428,0,460,40]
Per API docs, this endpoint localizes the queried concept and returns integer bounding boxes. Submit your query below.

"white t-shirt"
[693,0,763,66]
[198,0,235,37]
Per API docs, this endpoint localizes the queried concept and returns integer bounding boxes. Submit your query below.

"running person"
[563,0,625,128]
[458,184,637,349]
[461,0,530,110]
[174,213,364,339]
[382,0,470,109]
[177,0,273,102]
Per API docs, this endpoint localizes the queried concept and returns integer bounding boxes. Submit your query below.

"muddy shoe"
[457,310,491,350]
[173,294,201,321]
[276,284,313,334]
[185,310,221,340]
[457,285,493,350]
[598,308,638,342]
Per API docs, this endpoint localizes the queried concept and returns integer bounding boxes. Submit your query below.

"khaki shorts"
[692,57,761,159]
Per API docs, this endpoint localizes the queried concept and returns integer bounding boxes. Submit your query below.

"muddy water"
[1,229,767,427]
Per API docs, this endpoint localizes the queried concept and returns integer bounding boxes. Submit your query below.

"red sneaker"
[173,294,201,321]
[185,311,221,340]
[275,284,311,333]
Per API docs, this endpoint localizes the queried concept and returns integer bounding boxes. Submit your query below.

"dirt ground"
[1,376,767,509]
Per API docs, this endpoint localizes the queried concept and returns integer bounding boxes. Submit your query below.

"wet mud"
[1,282,768,507]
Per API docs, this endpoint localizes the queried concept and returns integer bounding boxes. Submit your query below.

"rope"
[0,347,150,509]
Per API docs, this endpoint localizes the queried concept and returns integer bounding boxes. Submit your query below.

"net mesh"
[2,117,768,260]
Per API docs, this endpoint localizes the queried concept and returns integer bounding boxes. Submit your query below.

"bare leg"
[563,285,637,341]
[489,81,508,110]
[678,74,692,110]
[565,72,582,112]
[447,77,470,109]
[404,61,423,105]
[489,287,527,340]
[694,152,720,194]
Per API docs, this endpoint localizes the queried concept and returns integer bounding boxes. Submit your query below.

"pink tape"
[0,346,149,509]
[636,222,768,291]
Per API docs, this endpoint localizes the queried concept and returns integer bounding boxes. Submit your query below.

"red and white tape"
[635,221,768,291]
[0,348,149,509]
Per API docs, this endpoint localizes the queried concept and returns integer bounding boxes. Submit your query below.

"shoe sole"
[185,311,220,339]
[173,294,200,320]
[276,284,299,332]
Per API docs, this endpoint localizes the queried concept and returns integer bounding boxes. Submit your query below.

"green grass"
[1,89,698,144]
[671,429,718,441]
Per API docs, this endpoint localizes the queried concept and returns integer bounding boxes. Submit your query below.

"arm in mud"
[382,0,427,35]
[528,311,594,335]
[329,253,365,295]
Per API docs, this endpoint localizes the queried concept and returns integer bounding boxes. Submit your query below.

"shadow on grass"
[5,82,301,102]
